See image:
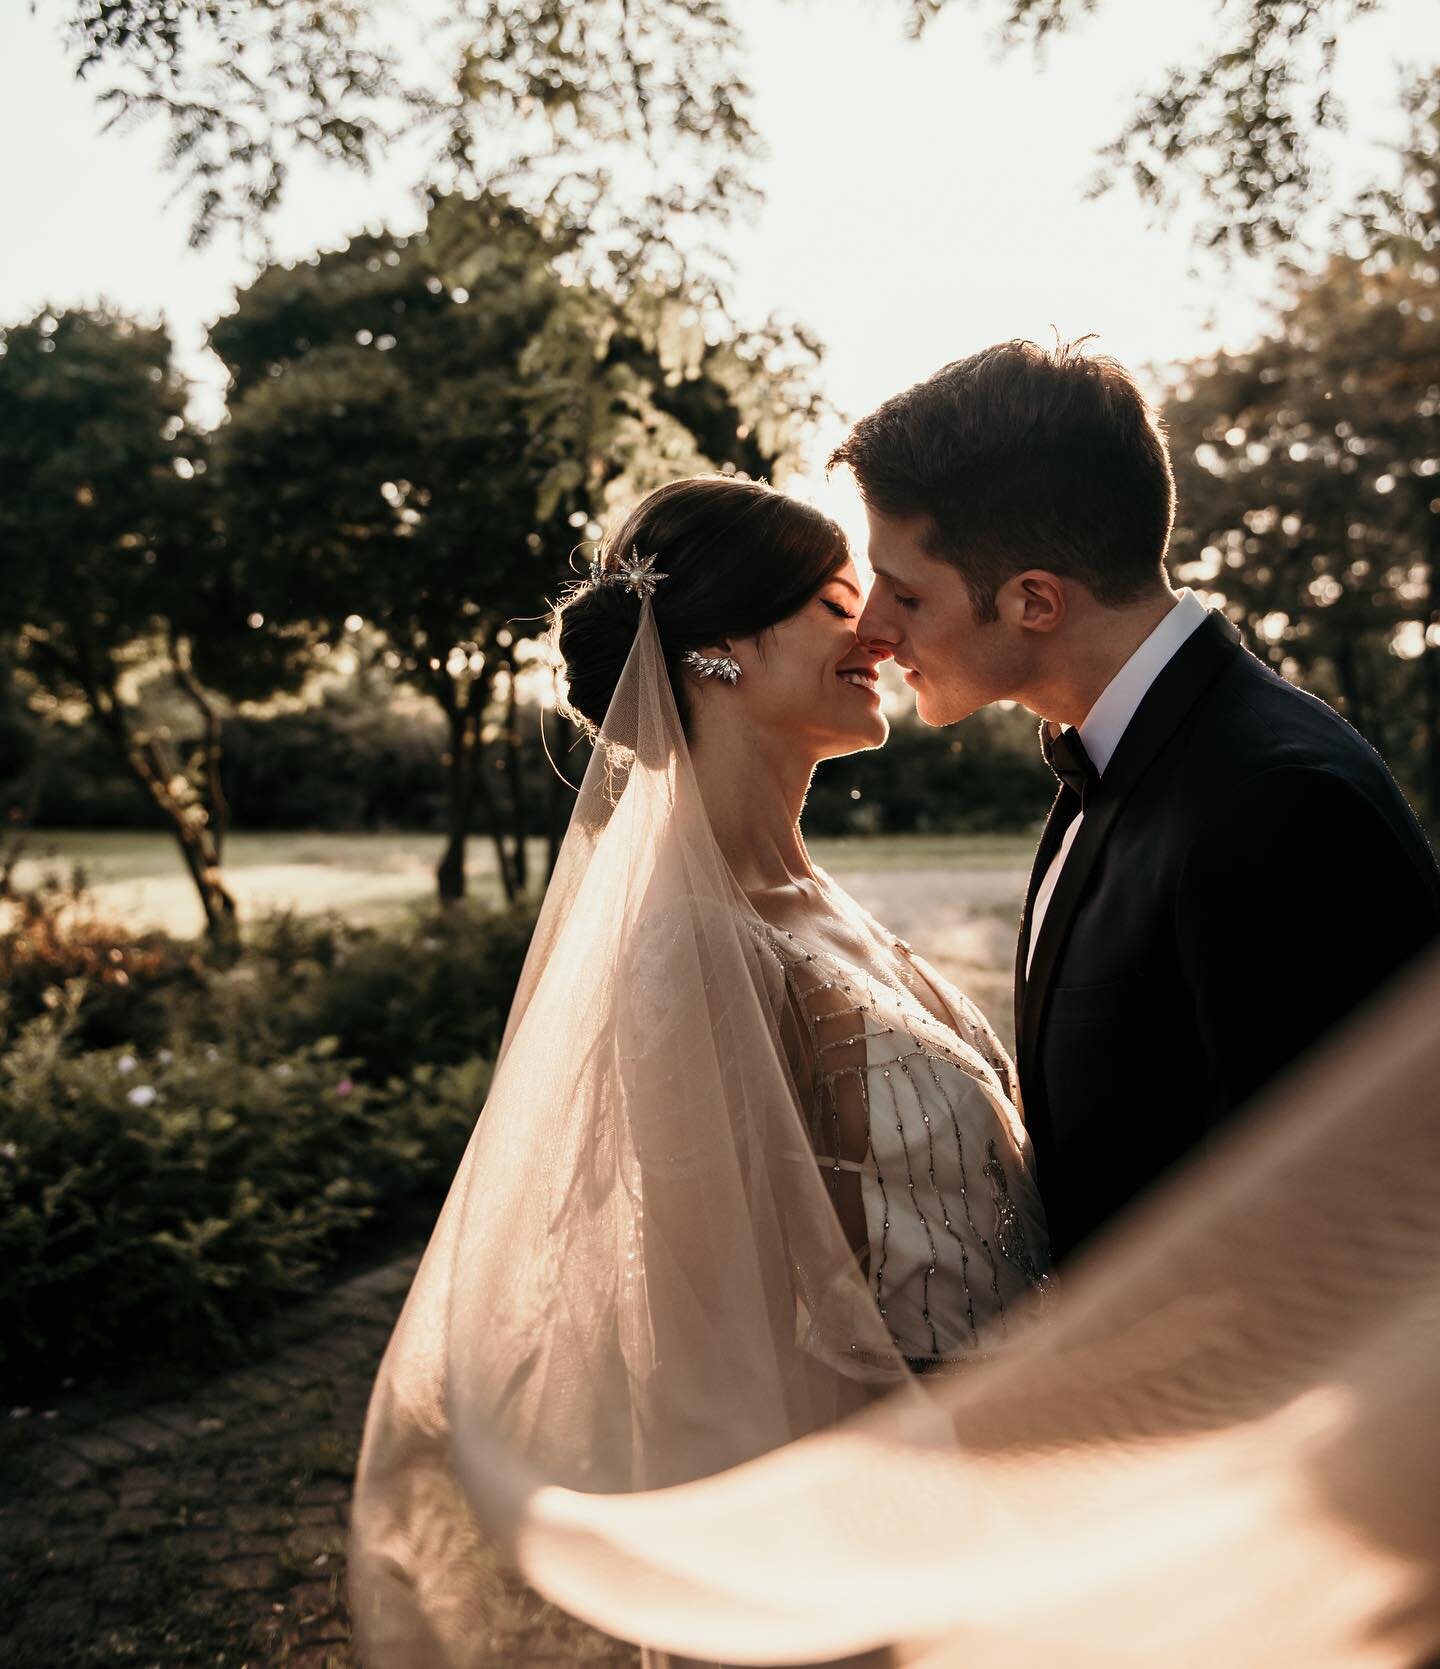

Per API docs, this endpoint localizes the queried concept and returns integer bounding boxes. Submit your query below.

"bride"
[347,475,1050,1664]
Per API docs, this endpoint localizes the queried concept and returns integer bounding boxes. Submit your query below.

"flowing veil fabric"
[466,944,1440,1668]
[348,597,916,1666]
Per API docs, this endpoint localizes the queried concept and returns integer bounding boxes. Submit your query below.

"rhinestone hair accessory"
[682,648,742,684]
[588,545,669,600]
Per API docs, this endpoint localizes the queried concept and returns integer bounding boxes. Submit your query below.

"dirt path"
[0,1252,636,1668]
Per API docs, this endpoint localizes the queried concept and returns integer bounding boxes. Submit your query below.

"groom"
[835,340,1440,1262]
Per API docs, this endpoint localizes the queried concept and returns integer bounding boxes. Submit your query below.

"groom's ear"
[1000,571,1067,635]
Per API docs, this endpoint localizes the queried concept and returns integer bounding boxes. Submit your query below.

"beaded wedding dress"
[743,907,1050,1369]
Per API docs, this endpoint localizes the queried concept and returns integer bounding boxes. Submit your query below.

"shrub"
[218,695,452,831]
[0,864,205,1055]
[0,894,536,1398]
[170,899,537,1084]
[0,1005,490,1399]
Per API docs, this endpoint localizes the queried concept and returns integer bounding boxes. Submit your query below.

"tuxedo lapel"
[1017,611,1243,1086]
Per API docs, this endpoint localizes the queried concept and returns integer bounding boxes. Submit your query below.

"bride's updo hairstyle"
[554,476,851,737]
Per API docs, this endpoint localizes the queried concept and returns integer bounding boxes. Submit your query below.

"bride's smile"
[689,558,891,762]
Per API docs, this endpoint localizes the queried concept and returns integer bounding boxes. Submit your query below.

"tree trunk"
[474,755,522,904]
[500,653,530,897]
[30,629,240,957]
[436,697,484,903]
[169,630,232,862]
[0,770,44,900]
[433,665,527,907]
[1331,628,1370,743]
[130,729,239,958]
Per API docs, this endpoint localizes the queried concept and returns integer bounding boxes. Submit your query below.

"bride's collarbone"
[759,912,881,983]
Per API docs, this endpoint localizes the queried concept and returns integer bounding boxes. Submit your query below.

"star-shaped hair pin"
[590,545,669,599]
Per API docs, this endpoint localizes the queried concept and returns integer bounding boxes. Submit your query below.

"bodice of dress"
[751,914,1051,1369]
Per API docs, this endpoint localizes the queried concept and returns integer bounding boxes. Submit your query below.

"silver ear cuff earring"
[682,649,742,684]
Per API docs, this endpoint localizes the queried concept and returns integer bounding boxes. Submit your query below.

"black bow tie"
[1040,722,1099,808]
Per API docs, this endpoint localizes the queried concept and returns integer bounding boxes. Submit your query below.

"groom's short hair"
[829,339,1176,621]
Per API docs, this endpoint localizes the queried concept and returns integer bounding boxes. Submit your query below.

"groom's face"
[857,508,1023,726]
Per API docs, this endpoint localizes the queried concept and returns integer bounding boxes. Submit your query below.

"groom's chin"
[912,687,972,728]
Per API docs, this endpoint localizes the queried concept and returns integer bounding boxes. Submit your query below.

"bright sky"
[0,0,1427,542]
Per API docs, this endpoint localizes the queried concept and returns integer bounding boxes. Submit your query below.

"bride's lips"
[837,664,880,700]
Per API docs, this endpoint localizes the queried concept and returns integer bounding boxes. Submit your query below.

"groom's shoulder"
[1194,638,1387,779]
[1178,644,1435,870]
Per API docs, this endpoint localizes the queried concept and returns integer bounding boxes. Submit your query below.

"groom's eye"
[892,591,918,611]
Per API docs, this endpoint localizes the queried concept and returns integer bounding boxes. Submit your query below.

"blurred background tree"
[903,0,1433,260]
[54,0,759,265]
[19,0,1435,866]
[210,189,822,903]
[1164,79,1440,817]
[55,0,1432,267]
[0,308,313,951]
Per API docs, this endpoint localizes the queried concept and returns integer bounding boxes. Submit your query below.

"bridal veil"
[348,593,915,1665]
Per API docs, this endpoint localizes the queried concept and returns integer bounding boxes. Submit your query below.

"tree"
[904,0,1431,258]
[50,0,759,260]
[0,308,313,952]
[1164,249,1440,816]
[0,641,44,892]
[55,0,1433,265]
[210,191,822,905]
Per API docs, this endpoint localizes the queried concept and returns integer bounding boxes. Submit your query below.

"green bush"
[0,1004,491,1398]
[0,897,535,1399]
[169,899,538,1083]
[0,865,206,1055]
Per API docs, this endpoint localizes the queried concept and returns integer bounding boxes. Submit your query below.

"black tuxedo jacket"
[1015,611,1440,1262]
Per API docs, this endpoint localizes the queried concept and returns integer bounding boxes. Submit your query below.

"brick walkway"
[0,1250,637,1667]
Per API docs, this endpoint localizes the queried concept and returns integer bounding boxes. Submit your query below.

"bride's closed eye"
[820,597,856,621]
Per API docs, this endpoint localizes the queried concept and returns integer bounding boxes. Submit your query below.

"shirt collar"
[1077,588,1209,776]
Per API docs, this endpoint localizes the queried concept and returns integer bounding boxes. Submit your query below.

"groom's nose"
[855,593,900,654]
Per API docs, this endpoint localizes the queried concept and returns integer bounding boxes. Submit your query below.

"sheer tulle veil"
[349,590,1440,1667]
[348,592,918,1665]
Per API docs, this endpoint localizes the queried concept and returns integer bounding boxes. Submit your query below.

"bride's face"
[720,558,889,762]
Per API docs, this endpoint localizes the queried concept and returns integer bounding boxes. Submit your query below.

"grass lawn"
[11,830,556,936]
[13,827,1035,1051]
[810,830,1039,871]
[12,828,1037,930]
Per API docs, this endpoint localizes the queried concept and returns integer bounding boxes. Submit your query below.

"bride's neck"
[689,725,818,898]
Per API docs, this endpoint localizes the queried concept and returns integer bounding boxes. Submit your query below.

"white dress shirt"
[1025,589,1209,979]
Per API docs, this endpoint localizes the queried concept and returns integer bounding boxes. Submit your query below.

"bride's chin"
[837,715,890,752]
